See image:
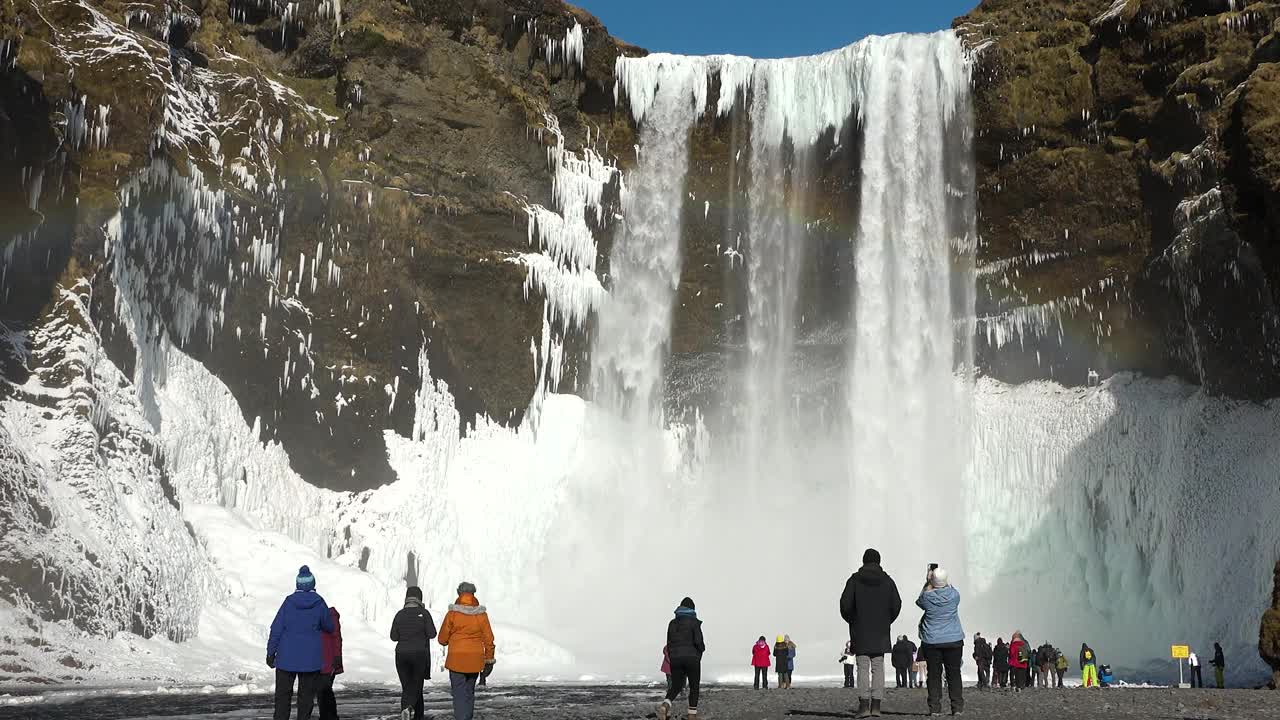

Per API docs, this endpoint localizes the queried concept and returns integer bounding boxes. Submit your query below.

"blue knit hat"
[296,565,316,592]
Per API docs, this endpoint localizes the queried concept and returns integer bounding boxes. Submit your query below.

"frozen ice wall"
[966,375,1280,677]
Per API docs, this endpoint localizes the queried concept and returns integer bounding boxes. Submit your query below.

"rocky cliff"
[3,0,1280,682]
[956,0,1280,395]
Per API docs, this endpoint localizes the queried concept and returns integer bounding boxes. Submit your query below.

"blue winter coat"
[916,586,964,646]
[268,590,335,672]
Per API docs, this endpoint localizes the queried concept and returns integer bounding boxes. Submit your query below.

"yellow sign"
[1171,645,1189,659]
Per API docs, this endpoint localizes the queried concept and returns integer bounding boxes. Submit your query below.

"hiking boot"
[400,709,411,720]
[656,702,669,720]
[870,700,882,717]
[854,698,871,718]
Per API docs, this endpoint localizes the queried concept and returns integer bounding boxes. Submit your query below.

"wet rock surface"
[1,685,1277,719]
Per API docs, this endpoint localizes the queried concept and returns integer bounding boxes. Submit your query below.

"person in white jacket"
[1188,649,1203,688]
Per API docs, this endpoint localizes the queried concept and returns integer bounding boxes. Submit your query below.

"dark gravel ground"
[0,684,1276,719]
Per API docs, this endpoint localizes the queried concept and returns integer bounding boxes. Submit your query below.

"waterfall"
[592,57,709,422]
[537,33,975,667]
[847,34,975,584]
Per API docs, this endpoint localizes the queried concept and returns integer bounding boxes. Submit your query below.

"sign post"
[1172,645,1190,688]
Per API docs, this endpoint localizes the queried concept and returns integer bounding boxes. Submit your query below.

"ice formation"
[593,55,709,420]
[966,375,1280,674]
[5,6,1279,686]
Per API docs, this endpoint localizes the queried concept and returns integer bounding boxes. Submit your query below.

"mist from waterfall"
[536,33,975,671]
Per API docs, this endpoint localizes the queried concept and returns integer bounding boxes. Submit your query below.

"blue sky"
[575,0,980,58]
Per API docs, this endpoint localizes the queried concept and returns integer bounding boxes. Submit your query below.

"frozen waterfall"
[528,32,978,668]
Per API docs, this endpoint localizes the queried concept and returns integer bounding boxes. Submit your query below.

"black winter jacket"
[839,563,902,656]
[993,641,1010,668]
[973,638,993,665]
[891,638,917,668]
[666,610,705,662]
[390,601,437,660]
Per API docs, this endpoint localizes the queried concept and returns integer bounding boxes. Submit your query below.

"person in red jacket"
[752,636,772,689]
[1007,631,1029,692]
[318,607,342,720]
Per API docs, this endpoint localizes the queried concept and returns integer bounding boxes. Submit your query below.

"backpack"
[1017,644,1030,664]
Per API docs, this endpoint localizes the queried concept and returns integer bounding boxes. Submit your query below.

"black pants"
[666,657,701,709]
[1056,668,1065,687]
[894,665,909,688]
[843,664,855,688]
[994,665,1007,687]
[977,662,990,689]
[1190,666,1203,688]
[317,673,338,720]
[274,670,321,720]
[754,666,769,689]
[395,652,429,720]
[923,645,963,714]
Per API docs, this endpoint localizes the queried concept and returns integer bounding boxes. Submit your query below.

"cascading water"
[847,34,976,588]
[534,32,976,670]
[593,57,708,421]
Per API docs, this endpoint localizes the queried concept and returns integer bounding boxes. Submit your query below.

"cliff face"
[1,0,637,494]
[955,0,1280,395]
[3,0,1280,678]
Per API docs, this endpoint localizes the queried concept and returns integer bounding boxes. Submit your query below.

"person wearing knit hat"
[917,565,965,716]
[438,581,496,720]
[658,597,705,720]
[267,564,335,720]
[390,586,437,720]
[840,548,902,718]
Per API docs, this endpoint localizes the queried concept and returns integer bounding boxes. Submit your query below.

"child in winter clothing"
[1055,652,1068,688]
[662,645,672,692]
[752,637,772,689]
[318,607,342,720]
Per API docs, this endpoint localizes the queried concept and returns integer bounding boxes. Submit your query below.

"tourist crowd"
[262,554,1230,720]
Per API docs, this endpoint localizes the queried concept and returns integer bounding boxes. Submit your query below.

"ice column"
[595,56,708,422]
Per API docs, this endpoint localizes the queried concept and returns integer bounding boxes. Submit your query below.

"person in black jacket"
[972,633,992,689]
[891,636,915,688]
[840,548,902,719]
[657,597,705,720]
[992,637,1009,688]
[389,586,437,720]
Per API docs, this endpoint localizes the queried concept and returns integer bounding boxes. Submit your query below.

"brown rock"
[1262,560,1280,688]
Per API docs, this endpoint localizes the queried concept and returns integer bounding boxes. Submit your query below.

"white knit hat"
[931,567,950,588]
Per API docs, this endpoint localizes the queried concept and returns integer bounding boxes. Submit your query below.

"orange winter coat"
[438,593,496,674]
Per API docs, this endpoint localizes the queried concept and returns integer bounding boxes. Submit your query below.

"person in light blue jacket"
[917,567,964,716]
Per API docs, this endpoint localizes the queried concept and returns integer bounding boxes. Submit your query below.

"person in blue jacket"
[267,565,336,720]
[917,567,964,717]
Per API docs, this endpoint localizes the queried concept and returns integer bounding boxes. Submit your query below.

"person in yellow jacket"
[1079,643,1098,688]
[438,582,496,720]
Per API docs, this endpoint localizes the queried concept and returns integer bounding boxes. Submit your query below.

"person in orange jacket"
[438,582,495,720]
